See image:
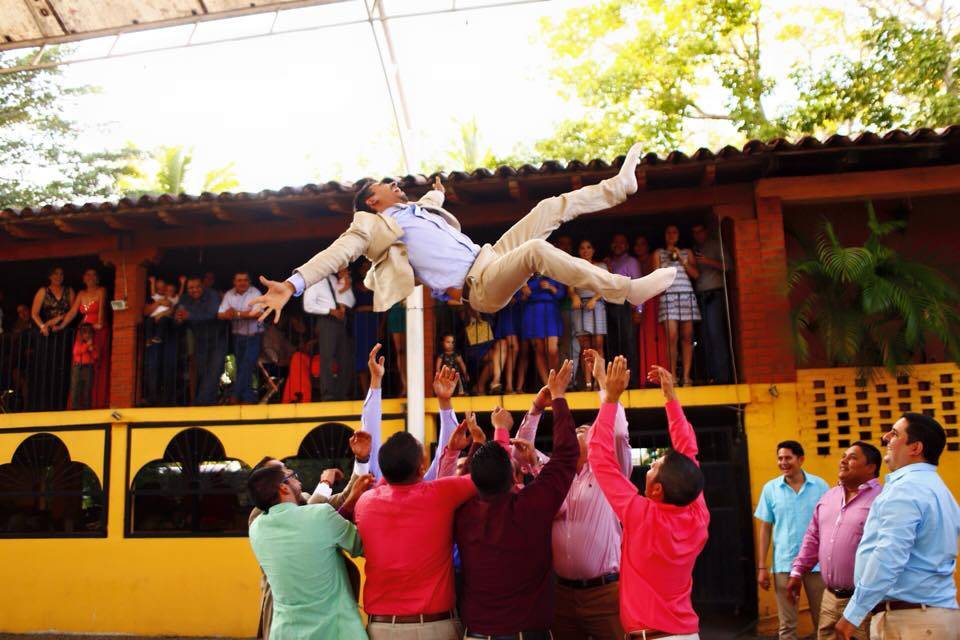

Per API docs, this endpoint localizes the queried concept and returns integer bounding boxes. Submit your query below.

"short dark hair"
[247,464,285,512]
[657,451,705,507]
[252,455,275,471]
[902,412,947,465]
[777,440,804,457]
[354,178,395,213]
[468,442,513,496]
[851,441,882,477]
[379,432,423,483]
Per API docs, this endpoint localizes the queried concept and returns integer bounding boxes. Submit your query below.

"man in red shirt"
[454,360,578,639]
[354,366,476,640]
[589,357,709,639]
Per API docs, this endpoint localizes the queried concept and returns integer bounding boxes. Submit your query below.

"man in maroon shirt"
[454,360,579,639]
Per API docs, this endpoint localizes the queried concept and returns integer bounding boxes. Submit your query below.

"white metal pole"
[404,285,425,442]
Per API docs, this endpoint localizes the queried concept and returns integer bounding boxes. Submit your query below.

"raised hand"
[466,411,486,444]
[368,343,386,389]
[491,406,514,431]
[448,422,471,452]
[647,364,677,402]
[432,176,445,194]
[349,430,372,462]
[584,349,606,390]
[344,473,376,508]
[510,438,538,468]
[252,276,294,324]
[547,359,574,399]
[602,356,630,404]
[321,468,344,486]
[433,365,459,402]
[532,385,552,413]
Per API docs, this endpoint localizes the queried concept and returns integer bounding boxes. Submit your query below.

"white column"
[404,285,425,442]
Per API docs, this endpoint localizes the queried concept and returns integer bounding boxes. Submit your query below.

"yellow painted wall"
[2,368,959,637]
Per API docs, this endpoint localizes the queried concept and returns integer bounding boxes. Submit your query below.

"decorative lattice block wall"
[797,363,960,456]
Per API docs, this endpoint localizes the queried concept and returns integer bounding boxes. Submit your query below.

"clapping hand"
[547,359,574,399]
[349,430,372,462]
[253,276,294,324]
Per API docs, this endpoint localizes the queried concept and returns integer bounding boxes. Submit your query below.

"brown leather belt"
[557,572,619,590]
[445,278,472,305]
[369,611,454,624]
[828,586,855,599]
[871,600,927,615]
[626,630,673,639]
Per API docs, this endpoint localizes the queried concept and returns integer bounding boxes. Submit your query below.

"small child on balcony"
[145,275,186,345]
[70,323,98,410]
[436,333,468,396]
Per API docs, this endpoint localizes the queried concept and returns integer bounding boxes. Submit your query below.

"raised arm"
[648,365,698,462]
[588,349,632,477]
[425,365,459,481]
[513,386,550,471]
[362,343,386,480]
[588,356,646,524]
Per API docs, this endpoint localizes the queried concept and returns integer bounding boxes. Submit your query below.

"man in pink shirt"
[354,366,476,640]
[589,357,709,639]
[787,442,883,640]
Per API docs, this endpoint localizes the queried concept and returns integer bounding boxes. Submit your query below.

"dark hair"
[252,456,275,471]
[354,178,395,213]
[691,222,706,231]
[48,265,64,277]
[468,442,513,496]
[657,450,705,507]
[851,441,882,477]
[247,464,285,512]
[777,440,804,457]
[379,432,423,483]
[234,271,250,279]
[902,412,947,465]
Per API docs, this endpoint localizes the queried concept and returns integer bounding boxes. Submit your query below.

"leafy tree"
[0,49,137,208]
[120,145,239,196]
[789,202,960,374]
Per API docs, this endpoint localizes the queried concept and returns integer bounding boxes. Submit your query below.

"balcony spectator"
[202,271,222,301]
[352,260,381,396]
[304,269,355,401]
[635,235,669,387]
[143,278,181,406]
[29,266,74,410]
[692,222,732,384]
[386,301,406,396]
[69,323,97,410]
[490,295,520,394]
[519,274,566,390]
[607,233,640,386]
[553,234,577,381]
[59,268,110,409]
[175,276,225,406]
[13,304,31,333]
[217,272,264,405]
[571,239,608,391]
[464,311,495,394]
[436,333,468,395]
[654,225,701,387]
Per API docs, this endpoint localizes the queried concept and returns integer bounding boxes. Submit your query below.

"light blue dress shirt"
[286,204,479,299]
[754,471,830,572]
[843,462,960,626]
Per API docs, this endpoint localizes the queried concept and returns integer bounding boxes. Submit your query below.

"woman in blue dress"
[490,294,521,394]
[518,274,566,391]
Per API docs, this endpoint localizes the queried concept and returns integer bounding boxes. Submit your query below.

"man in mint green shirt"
[248,462,368,639]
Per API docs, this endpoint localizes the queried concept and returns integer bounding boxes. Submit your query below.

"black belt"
[465,631,551,640]
[828,586,855,599]
[871,600,927,615]
[557,572,619,590]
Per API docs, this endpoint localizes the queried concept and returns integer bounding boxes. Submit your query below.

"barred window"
[0,433,105,536]
[129,428,251,536]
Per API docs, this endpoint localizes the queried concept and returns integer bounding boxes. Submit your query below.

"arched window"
[284,423,355,495]
[129,428,251,536]
[0,433,105,536]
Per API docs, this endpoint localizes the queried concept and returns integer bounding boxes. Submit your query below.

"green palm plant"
[789,201,960,375]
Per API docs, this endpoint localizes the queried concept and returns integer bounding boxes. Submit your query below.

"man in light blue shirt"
[836,413,960,640]
[754,440,830,640]
[217,271,263,404]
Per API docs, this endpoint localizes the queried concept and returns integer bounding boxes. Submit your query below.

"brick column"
[100,248,160,408]
[728,197,796,383]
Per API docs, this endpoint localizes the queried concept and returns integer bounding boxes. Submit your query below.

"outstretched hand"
[584,349,607,390]
[253,276,294,324]
[602,356,630,404]
[532,386,552,413]
[432,176,445,194]
[368,343,386,388]
[491,406,514,431]
[349,430,372,462]
[510,438,538,468]
[433,365,460,402]
[647,365,677,402]
[448,422,471,452]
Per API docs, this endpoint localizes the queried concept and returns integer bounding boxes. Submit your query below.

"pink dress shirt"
[790,478,882,589]
[588,400,709,635]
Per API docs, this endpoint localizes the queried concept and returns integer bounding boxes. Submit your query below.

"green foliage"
[536,0,959,159]
[789,203,960,375]
[0,49,138,209]
[120,145,239,196]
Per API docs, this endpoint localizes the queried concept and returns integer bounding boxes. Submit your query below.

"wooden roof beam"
[156,209,190,226]
[104,213,156,231]
[52,217,106,235]
[2,223,60,240]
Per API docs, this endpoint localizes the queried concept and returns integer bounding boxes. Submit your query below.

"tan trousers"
[466,178,672,313]
[816,590,869,640]
[552,581,625,640]
[870,606,960,640]
[774,572,825,640]
[368,618,464,640]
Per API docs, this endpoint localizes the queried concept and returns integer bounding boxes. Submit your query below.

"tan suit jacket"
[294,190,461,312]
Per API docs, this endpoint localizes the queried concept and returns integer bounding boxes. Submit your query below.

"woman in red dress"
[59,269,110,408]
[634,236,668,385]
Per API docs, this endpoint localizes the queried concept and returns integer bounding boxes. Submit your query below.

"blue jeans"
[697,289,731,384]
[192,323,226,405]
[232,333,261,403]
